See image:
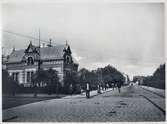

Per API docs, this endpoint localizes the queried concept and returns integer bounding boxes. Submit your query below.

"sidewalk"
[140,85,165,98]
[3,88,113,98]
[3,94,65,98]
[3,88,112,121]
[63,88,113,99]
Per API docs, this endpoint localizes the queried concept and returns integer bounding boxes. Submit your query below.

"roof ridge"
[11,44,66,51]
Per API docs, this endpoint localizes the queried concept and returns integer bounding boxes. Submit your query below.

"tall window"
[27,57,34,65]
[27,72,30,83]
[26,71,34,83]
[31,72,34,82]
[16,73,19,82]
[12,72,19,82]
[22,71,25,83]
[66,56,71,64]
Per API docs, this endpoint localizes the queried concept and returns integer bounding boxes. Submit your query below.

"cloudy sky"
[2,1,164,79]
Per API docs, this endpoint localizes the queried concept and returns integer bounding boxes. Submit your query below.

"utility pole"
[38,29,41,70]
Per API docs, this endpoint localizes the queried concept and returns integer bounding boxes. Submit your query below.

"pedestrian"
[112,83,115,91]
[117,81,122,93]
[104,83,107,91]
[86,83,90,98]
[106,83,109,90]
[69,84,73,96]
[97,84,101,94]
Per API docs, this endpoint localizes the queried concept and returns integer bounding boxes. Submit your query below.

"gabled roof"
[7,44,67,63]
[7,50,25,63]
[40,45,65,60]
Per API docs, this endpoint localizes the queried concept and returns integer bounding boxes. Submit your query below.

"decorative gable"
[63,45,73,64]
[23,42,40,63]
[63,45,72,54]
[24,41,38,54]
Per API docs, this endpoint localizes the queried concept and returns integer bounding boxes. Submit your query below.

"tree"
[77,65,125,90]
[2,70,19,96]
[77,68,90,89]
[32,69,47,86]
[32,69,46,96]
[32,68,60,96]
[45,68,60,94]
[77,68,98,90]
[64,71,80,94]
[101,65,125,86]
[143,63,165,89]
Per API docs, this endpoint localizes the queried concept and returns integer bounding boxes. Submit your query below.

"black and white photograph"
[1,0,166,122]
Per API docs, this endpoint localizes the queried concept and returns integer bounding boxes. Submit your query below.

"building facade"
[5,42,78,87]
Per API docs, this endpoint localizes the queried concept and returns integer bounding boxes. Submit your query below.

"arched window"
[66,56,71,64]
[27,57,34,65]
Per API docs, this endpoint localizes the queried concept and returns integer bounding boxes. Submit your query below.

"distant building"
[133,76,144,85]
[5,42,79,87]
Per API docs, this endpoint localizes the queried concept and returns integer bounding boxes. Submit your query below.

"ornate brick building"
[6,42,79,87]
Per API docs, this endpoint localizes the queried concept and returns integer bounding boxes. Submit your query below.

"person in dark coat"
[117,81,122,93]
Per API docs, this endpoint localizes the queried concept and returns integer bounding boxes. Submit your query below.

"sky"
[1,1,164,79]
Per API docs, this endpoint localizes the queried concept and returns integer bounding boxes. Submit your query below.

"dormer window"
[27,57,34,65]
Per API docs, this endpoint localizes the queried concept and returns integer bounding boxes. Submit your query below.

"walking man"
[97,84,101,94]
[86,83,90,98]
[117,81,122,93]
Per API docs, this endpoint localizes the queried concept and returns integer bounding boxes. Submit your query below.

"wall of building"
[7,60,65,87]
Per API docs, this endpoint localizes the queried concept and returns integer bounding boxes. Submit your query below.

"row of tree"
[2,64,126,95]
[142,64,165,89]
[76,65,125,90]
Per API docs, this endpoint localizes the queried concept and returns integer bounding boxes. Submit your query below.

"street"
[3,84,165,122]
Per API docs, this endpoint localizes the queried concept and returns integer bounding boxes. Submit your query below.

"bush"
[2,70,20,95]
